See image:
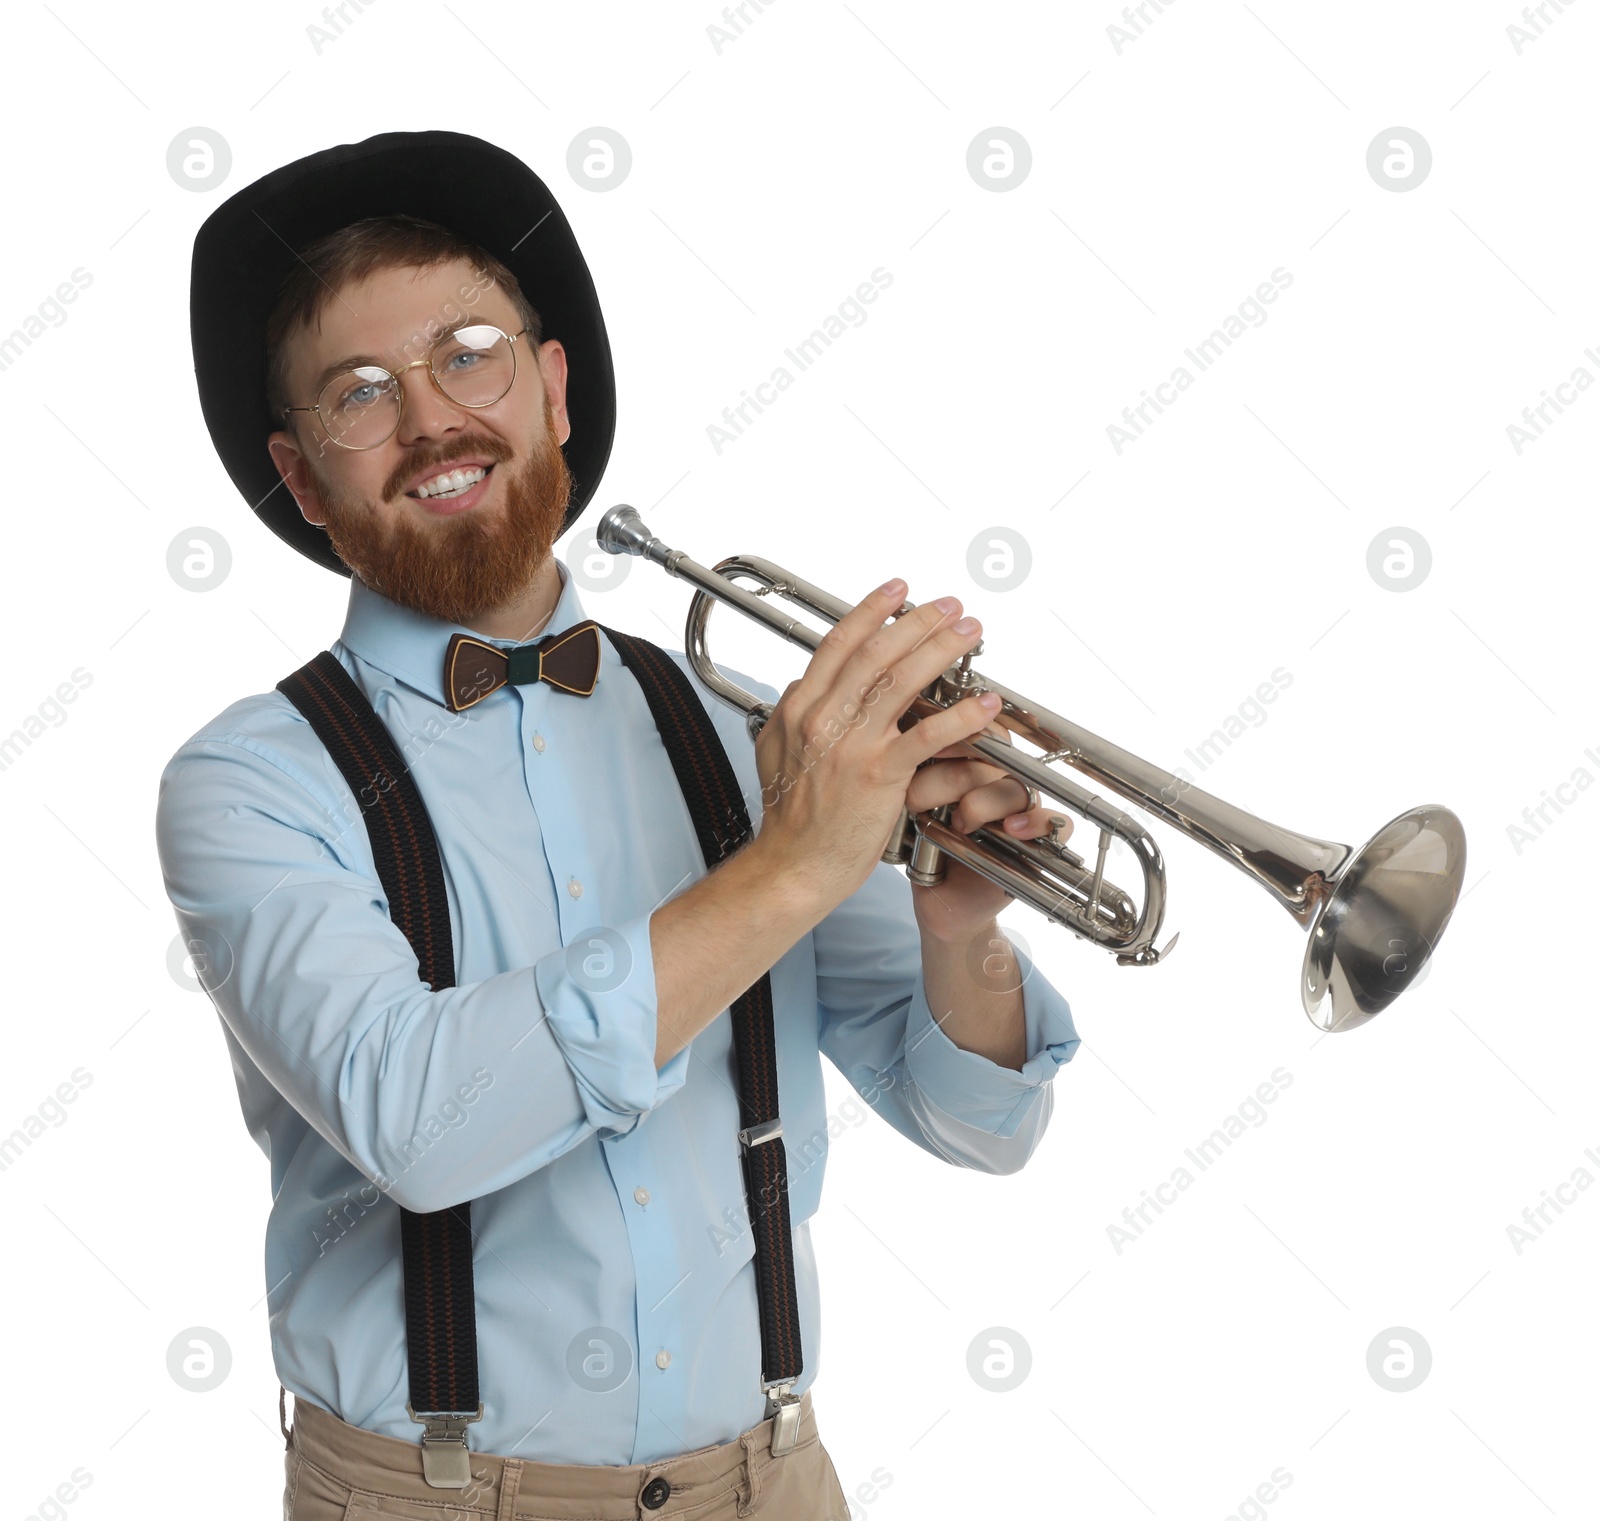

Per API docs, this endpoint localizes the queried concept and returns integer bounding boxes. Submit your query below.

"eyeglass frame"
[280,324,532,451]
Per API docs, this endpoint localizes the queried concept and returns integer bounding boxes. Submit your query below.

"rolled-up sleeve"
[814,856,1081,1176]
[155,733,683,1214]
[534,911,689,1135]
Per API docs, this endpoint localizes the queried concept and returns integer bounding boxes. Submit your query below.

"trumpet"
[596,505,1466,1034]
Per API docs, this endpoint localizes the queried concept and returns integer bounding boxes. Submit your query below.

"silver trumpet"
[597,504,1467,1034]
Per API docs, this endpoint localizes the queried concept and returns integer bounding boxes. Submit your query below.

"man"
[158,130,1081,1520]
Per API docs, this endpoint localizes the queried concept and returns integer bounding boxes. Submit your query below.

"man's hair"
[263,212,542,425]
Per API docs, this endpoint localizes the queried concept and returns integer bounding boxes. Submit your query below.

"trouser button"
[640,1475,671,1509]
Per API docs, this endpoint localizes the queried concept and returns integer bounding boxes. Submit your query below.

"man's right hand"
[748,577,1001,915]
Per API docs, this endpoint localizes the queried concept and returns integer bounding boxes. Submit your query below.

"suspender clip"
[748,1115,799,1457]
[739,1117,783,1149]
[763,1381,801,1457]
[406,1401,483,1488]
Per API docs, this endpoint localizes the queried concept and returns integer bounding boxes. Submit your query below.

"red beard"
[311,397,573,627]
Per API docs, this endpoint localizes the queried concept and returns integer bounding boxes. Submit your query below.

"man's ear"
[267,431,328,526]
[535,339,571,445]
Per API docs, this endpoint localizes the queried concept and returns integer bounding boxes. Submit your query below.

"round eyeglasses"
[282,324,530,451]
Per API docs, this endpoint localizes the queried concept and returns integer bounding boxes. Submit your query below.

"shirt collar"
[336,557,611,708]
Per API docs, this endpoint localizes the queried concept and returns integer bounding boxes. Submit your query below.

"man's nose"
[396,364,471,443]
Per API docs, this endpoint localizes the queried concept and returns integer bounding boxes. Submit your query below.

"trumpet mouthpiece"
[597,503,652,557]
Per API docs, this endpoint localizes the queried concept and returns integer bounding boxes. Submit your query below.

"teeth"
[415,466,487,499]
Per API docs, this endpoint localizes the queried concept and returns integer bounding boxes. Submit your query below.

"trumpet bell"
[1302,805,1467,1033]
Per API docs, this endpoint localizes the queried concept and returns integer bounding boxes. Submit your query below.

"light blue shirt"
[154,555,1081,1465]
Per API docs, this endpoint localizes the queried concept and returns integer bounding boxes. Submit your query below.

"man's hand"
[749,580,1005,916]
[904,721,1074,945]
[655,592,1044,1071]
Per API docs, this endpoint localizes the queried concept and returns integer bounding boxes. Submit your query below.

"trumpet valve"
[906,805,951,887]
[880,807,917,867]
[943,648,984,696]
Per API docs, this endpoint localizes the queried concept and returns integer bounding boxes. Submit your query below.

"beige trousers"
[282,1388,850,1521]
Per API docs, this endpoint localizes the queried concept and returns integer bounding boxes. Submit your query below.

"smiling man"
[265,253,573,640]
[158,130,1082,1521]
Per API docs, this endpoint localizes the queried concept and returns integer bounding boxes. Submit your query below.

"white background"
[2,3,1595,1518]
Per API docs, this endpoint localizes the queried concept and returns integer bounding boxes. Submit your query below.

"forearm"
[651,838,829,1068]
[918,918,1027,1072]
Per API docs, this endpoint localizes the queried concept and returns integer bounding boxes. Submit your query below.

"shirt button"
[633,1186,650,1206]
[532,732,546,753]
[655,1349,671,1370]
[567,878,583,898]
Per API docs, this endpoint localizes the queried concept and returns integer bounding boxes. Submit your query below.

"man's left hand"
[903,720,1073,945]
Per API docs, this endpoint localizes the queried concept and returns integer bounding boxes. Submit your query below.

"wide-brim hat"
[190,128,615,577]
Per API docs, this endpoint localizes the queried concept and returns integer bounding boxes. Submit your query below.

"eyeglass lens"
[315,325,517,448]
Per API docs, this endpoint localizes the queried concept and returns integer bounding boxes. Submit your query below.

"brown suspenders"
[277,627,803,1487]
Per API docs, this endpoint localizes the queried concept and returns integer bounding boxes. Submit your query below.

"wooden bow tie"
[442,621,601,712]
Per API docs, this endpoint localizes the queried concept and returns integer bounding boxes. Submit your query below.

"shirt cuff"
[902,936,1080,1139]
[532,910,690,1138]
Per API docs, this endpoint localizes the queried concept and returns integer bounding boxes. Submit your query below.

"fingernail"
[1005,815,1028,831]
[978,691,1001,710]
[878,577,905,596]
[934,595,960,615]
[953,615,980,635]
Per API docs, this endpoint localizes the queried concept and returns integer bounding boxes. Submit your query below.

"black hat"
[189,129,615,577]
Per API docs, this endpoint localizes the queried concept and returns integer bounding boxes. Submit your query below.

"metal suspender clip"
[406,1401,484,1488]
[763,1380,801,1456]
[738,1116,783,1149]
[741,1118,800,1456]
